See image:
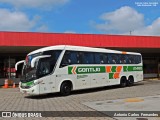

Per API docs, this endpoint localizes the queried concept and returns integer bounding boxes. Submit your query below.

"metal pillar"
[8,56,11,79]
[158,57,160,79]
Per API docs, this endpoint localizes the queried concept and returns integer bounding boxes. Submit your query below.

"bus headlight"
[33,80,43,86]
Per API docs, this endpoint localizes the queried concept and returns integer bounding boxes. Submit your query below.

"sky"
[0,0,159,36]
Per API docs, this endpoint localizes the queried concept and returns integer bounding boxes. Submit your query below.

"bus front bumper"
[19,85,39,95]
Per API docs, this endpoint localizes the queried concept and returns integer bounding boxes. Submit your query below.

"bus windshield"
[21,52,42,82]
[21,50,62,82]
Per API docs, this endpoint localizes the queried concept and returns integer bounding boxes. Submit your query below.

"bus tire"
[60,82,72,96]
[120,77,127,87]
[127,76,134,86]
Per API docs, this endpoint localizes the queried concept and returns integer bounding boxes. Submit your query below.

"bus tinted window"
[42,50,62,72]
[38,58,51,77]
[128,55,135,64]
[61,51,95,66]
[94,53,108,64]
[60,50,142,67]
[125,54,141,64]
[108,54,119,64]
[119,54,127,64]
[60,51,79,67]
[127,55,141,64]
[70,52,79,64]
[107,54,142,64]
[81,52,94,64]
[135,55,141,64]
[43,50,61,57]
[94,53,101,64]
[37,50,62,77]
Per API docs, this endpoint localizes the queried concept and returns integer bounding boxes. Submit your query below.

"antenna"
[130,30,132,35]
[130,30,134,35]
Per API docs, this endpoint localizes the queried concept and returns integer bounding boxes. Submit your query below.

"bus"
[15,45,143,95]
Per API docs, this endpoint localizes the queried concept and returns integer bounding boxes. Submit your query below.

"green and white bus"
[15,45,143,95]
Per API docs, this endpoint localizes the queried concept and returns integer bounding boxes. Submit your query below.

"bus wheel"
[127,76,134,86]
[120,77,127,87]
[60,82,72,96]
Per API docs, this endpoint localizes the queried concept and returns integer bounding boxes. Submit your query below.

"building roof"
[0,31,159,48]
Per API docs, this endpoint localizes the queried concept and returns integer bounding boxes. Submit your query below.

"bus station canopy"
[0,31,159,54]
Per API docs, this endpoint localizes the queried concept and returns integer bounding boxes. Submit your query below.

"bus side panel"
[134,71,143,82]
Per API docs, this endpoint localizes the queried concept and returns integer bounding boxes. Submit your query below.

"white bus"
[15,45,143,95]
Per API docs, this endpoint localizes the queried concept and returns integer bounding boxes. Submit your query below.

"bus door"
[38,75,53,94]
[37,58,56,94]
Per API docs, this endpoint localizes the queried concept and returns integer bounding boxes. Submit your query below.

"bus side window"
[94,53,108,64]
[82,52,94,64]
[112,55,116,64]
[43,50,62,71]
[108,54,112,64]
[60,51,80,67]
[77,52,83,64]
[37,58,51,77]
[108,54,117,64]
[94,53,101,64]
[128,55,135,64]
[120,54,126,64]
[103,53,108,64]
[115,54,120,64]
[99,54,104,64]
[125,55,129,64]
[135,55,141,64]
[60,51,71,67]
[69,51,78,64]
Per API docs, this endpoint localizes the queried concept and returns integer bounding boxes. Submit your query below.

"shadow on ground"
[25,82,144,99]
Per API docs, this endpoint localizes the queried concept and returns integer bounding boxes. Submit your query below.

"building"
[0,31,159,84]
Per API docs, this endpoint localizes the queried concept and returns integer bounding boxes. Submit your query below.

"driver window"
[37,58,51,77]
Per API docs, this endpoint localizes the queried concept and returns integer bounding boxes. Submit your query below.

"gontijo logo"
[78,67,101,72]
[68,66,106,74]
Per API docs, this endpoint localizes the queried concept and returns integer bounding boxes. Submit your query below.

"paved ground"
[0,80,160,120]
[83,95,160,120]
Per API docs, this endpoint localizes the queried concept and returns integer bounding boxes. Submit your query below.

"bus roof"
[28,45,141,56]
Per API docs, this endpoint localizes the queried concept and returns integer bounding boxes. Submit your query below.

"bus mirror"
[31,55,51,68]
[15,60,25,71]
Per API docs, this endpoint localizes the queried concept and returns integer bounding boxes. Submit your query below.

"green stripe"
[68,66,105,74]
[109,73,114,79]
[22,81,34,86]
[123,66,143,72]
[123,66,128,72]
[68,66,143,74]
[111,66,117,72]
[68,67,73,74]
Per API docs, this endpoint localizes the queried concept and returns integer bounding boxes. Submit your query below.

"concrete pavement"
[0,80,160,120]
[83,95,160,120]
